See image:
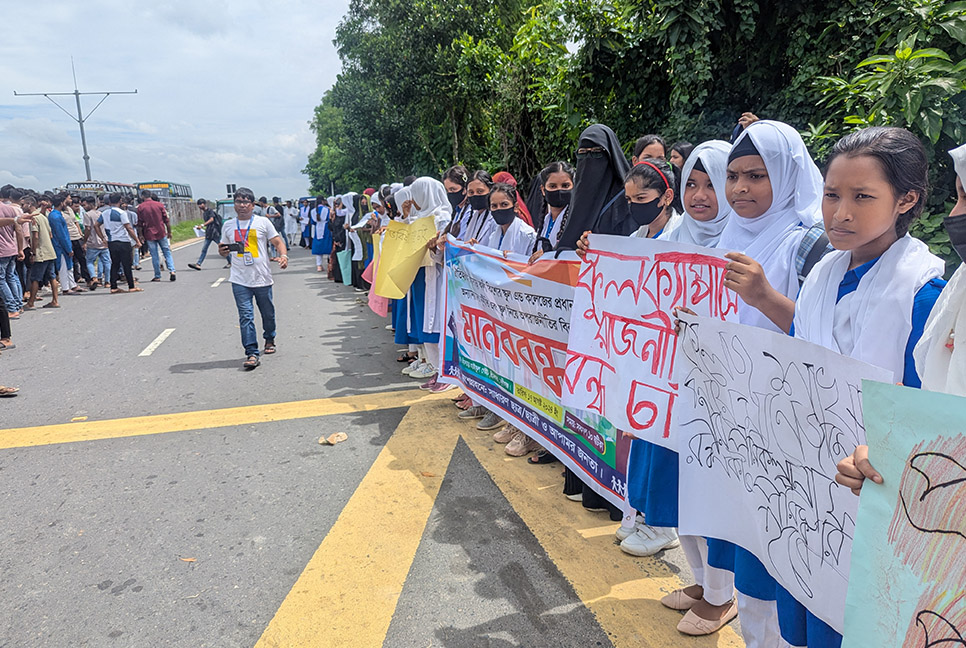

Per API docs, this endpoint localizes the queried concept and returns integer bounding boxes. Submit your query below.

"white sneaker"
[410,363,435,379]
[619,524,679,556]
[402,360,421,375]
[616,514,647,542]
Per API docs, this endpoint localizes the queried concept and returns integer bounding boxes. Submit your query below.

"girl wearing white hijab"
[703,120,826,648]
[664,140,734,248]
[396,178,452,384]
[717,120,824,333]
[337,193,357,286]
[654,139,739,638]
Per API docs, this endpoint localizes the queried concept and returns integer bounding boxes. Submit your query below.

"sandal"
[129,287,144,292]
[111,288,126,294]
[0,386,19,397]
[41,302,61,308]
[264,341,276,354]
[528,449,558,465]
[0,342,15,350]
[397,354,415,363]
[243,355,260,370]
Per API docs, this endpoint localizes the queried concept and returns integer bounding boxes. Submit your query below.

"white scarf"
[913,141,966,395]
[915,263,966,395]
[795,235,944,382]
[717,121,824,331]
[408,177,453,335]
[664,140,733,248]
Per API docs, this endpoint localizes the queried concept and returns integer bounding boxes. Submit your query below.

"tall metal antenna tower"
[13,59,137,181]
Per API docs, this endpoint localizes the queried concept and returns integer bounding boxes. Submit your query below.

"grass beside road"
[171,219,203,243]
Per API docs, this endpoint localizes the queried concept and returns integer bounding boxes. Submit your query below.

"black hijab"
[555,124,631,249]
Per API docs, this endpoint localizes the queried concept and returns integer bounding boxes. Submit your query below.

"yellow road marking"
[255,399,461,648]
[459,425,744,648]
[0,389,445,451]
[6,388,744,647]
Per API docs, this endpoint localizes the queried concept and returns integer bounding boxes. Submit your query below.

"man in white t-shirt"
[219,187,288,370]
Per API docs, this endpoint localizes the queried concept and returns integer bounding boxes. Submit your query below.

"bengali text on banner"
[563,234,739,450]
[439,236,631,507]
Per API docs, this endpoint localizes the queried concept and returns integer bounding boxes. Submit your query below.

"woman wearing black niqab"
[555,124,632,250]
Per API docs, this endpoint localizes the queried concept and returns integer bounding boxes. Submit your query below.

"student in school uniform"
[559,123,633,521]
[700,120,828,648]
[654,140,740,636]
[463,182,538,453]
[460,171,497,245]
[406,177,453,391]
[310,198,332,272]
[442,165,471,241]
[530,161,574,260]
[788,127,946,648]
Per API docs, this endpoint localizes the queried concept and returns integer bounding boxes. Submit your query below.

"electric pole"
[13,60,137,181]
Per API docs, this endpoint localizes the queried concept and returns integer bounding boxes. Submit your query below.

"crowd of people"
[296,115,966,648]
[0,185,189,395]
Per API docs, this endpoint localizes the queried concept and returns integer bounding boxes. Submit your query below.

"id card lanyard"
[236,217,255,265]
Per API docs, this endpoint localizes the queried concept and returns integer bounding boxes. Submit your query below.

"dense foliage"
[304,0,966,268]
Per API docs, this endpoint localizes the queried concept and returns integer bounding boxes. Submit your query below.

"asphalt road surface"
[0,240,744,647]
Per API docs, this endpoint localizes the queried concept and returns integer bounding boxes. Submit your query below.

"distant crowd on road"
[0,185,188,394]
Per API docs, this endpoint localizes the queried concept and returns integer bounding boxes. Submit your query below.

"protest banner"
[440,236,631,506]
[674,313,892,633]
[373,217,436,299]
[842,382,966,648]
[564,234,739,449]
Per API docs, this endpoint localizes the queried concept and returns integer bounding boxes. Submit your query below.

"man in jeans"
[95,192,143,294]
[81,196,110,289]
[218,187,288,370]
[0,201,25,318]
[187,198,223,270]
[137,191,176,282]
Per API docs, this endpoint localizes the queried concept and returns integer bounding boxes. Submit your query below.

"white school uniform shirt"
[485,217,537,256]
[795,235,944,383]
[540,205,567,249]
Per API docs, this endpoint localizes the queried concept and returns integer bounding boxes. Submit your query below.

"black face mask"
[491,207,516,226]
[628,198,663,228]
[545,189,572,209]
[945,213,966,262]
[469,194,489,211]
[447,190,465,210]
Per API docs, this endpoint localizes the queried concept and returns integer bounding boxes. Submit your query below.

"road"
[0,240,744,647]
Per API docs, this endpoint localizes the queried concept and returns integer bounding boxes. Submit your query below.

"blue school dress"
[393,267,438,346]
[625,224,678,527]
[311,208,332,255]
[777,257,945,648]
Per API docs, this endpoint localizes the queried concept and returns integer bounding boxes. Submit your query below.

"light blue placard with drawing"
[842,380,966,648]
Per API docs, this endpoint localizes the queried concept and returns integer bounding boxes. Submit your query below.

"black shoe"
[188,263,201,271]
[170,273,177,282]
[224,263,231,269]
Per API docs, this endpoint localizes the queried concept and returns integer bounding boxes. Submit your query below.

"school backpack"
[796,223,833,284]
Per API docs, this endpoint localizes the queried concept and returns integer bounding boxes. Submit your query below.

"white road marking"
[211,277,226,288]
[138,328,176,357]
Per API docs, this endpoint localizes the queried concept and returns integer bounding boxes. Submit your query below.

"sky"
[0,0,350,201]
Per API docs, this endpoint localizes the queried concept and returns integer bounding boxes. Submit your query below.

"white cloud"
[0,0,348,200]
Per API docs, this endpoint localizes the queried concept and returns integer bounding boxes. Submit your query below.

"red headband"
[634,160,670,191]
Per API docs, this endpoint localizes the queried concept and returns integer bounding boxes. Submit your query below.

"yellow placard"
[374,217,436,299]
